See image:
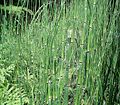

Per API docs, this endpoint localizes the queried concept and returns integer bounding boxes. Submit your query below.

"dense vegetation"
[0,0,120,105]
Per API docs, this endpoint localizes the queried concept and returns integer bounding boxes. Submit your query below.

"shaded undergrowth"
[0,0,120,105]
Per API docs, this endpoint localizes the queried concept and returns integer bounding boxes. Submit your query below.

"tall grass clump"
[0,0,120,105]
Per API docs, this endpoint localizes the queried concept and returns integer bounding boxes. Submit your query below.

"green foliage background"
[0,0,120,105]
